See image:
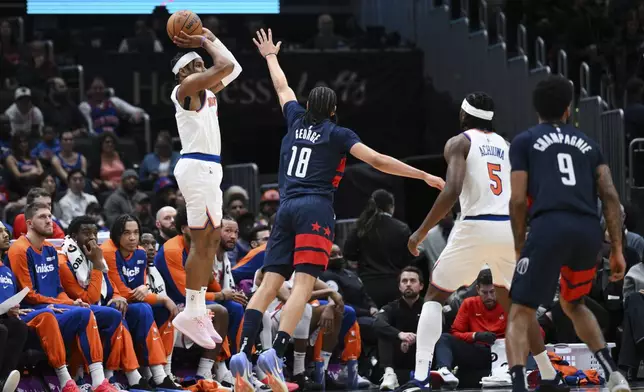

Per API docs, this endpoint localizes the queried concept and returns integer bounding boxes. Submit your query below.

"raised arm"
[349,143,445,190]
[596,163,626,281]
[173,32,234,102]
[201,28,242,94]
[253,28,296,109]
[407,135,468,255]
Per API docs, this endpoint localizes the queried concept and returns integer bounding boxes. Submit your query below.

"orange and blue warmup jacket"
[102,239,173,359]
[0,259,69,369]
[155,235,241,353]
[231,244,267,284]
[7,236,104,366]
[58,253,141,371]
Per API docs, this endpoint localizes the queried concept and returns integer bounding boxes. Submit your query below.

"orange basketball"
[167,10,203,40]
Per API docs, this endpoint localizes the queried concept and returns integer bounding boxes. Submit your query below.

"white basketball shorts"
[431,219,516,292]
[174,157,223,229]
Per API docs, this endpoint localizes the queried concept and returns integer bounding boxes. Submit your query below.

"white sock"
[55,366,73,386]
[197,358,215,380]
[215,361,229,381]
[385,367,395,375]
[164,354,173,377]
[126,370,142,386]
[200,287,209,314]
[104,370,114,380]
[186,288,201,316]
[534,350,557,380]
[293,352,306,376]
[151,365,166,385]
[140,367,152,381]
[255,365,267,381]
[321,351,332,371]
[414,302,443,382]
[88,363,106,388]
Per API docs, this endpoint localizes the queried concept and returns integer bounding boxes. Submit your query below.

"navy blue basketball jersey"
[278,101,361,200]
[509,123,604,219]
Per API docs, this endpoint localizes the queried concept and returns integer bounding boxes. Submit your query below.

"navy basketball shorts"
[510,211,603,309]
[263,194,335,279]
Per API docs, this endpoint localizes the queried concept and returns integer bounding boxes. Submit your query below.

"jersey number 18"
[287,146,312,178]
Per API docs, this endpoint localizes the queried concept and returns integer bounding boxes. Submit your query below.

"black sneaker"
[130,378,154,391]
[291,373,323,391]
[394,378,430,392]
[536,372,570,392]
[151,376,184,391]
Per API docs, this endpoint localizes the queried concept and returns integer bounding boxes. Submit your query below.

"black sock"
[595,347,618,377]
[239,309,263,358]
[272,331,291,358]
[510,365,527,392]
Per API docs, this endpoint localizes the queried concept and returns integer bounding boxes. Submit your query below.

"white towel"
[60,236,108,304]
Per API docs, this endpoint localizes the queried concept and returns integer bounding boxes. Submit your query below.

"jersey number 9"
[287,146,312,178]
[557,153,576,186]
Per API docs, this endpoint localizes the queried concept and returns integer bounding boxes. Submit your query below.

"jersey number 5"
[487,163,503,195]
[287,146,312,178]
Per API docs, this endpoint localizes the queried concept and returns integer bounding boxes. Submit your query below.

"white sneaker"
[607,371,631,392]
[379,369,399,391]
[437,367,459,389]
[2,370,20,392]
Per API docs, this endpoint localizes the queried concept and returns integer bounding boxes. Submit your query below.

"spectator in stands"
[321,244,378,318]
[0,115,11,156]
[345,189,414,308]
[86,202,108,232]
[151,176,178,214]
[103,169,147,227]
[307,14,346,50]
[4,87,44,136]
[230,212,259,264]
[258,189,279,222]
[615,10,644,84]
[31,125,60,166]
[89,132,129,193]
[9,202,119,392]
[231,224,270,284]
[58,169,98,228]
[433,270,506,388]
[79,76,144,135]
[40,172,62,216]
[139,133,179,184]
[0,19,24,86]
[0,221,27,392]
[12,187,65,239]
[418,211,454,278]
[619,251,644,377]
[6,131,43,195]
[226,193,249,220]
[625,78,644,154]
[118,19,164,53]
[51,130,88,186]
[16,40,58,91]
[40,77,88,136]
[134,193,155,233]
[375,266,424,390]
[154,206,176,247]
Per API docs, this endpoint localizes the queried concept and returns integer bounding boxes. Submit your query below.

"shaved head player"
[169,26,242,349]
[229,28,445,392]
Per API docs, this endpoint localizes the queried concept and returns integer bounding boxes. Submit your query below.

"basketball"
[167,10,203,40]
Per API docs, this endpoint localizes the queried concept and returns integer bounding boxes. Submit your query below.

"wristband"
[265,53,277,58]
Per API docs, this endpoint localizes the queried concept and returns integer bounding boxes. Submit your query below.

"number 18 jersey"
[459,129,511,217]
[278,101,361,201]
[509,123,604,220]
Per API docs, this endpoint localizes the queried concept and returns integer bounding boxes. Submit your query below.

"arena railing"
[600,110,626,201]
[628,138,644,202]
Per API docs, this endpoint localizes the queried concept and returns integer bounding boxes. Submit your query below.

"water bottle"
[313,360,326,389]
[346,359,359,389]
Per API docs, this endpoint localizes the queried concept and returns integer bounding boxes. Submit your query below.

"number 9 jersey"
[278,101,361,201]
[509,123,604,220]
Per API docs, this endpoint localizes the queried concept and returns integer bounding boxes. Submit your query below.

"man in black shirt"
[373,266,424,390]
[40,77,88,135]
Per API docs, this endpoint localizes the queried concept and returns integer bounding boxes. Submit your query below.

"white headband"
[172,52,202,75]
[461,99,494,120]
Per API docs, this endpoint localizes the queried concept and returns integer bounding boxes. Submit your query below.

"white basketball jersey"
[459,129,511,217]
[170,85,221,156]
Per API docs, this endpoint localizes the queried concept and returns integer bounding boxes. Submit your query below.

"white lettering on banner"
[36,264,55,274]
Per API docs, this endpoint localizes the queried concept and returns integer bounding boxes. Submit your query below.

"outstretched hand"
[173,31,205,48]
[252,28,282,58]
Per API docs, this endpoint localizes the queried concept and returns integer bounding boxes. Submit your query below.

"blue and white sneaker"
[394,372,430,392]
[257,349,288,392]
[230,353,255,392]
